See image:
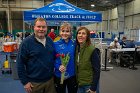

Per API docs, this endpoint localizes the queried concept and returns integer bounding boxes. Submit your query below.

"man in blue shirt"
[17,18,56,93]
[126,40,135,48]
[119,36,127,48]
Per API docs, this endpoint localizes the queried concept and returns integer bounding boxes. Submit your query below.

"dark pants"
[54,75,78,93]
[31,77,56,93]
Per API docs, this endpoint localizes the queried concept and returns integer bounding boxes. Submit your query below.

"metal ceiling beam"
[45,0,134,11]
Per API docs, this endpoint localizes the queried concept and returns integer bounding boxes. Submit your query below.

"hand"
[86,89,96,93]
[24,82,34,93]
[59,65,66,72]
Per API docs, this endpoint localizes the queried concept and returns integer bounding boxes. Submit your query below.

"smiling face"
[76,27,91,46]
[60,27,71,41]
[34,18,47,39]
[59,22,72,42]
[77,29,87,44]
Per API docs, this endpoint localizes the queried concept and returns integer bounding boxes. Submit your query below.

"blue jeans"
[77,84,99,93]
[96,83,99,93]
[77,85,90,93]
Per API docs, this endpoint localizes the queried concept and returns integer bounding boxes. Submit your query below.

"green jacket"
[75,43,100,91]
[76,43,95,85]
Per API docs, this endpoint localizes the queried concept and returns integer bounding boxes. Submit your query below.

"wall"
[100,0,140,39]
[0,0,44,34]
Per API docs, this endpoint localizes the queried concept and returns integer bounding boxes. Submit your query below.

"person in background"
[25,32,31,38]
[15,32,22,49]
[126,39,135,48]
[109,37,121,49]
[75,27,100,93]
[120,39,136,67]
[16,32,23,40]
[48,28,56,41]
[108,37,121,63]
[16,17,56,93]
[126,39,137,69]
[0,32,4,50]
[119,36,127,48]
[53,35,61,42]
[54,22,77,93]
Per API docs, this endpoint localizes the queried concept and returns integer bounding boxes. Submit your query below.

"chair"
[120,52,130,67]
[129,47,138,70]
[119,47,137,69]
[111,51,121,66]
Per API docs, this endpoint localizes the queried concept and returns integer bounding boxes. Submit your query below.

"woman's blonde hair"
[60,22,72,32]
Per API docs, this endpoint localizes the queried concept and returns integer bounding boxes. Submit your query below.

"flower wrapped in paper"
[56,53,70,84]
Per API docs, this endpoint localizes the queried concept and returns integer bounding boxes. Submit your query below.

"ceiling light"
[91,4,95,7]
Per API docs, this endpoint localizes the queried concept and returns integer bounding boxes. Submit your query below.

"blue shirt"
[16,34,55,85]
[54,38,76,78]
[119,40,127,48]
[126,41,135,48]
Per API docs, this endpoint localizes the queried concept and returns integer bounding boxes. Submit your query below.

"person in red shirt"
[48,28,56,41]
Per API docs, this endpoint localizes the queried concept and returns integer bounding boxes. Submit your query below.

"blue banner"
[24,0,102,22]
